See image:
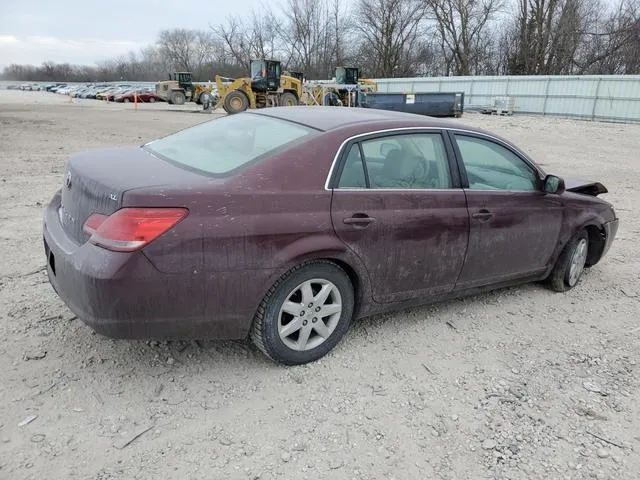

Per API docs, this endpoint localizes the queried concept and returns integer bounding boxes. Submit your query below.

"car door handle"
[343,215,376,226]
[472,209,493,221]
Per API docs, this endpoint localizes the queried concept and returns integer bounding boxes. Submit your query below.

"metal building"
[372,75,640,124]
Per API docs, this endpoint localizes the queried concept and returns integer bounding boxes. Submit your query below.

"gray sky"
[0,0,258,68]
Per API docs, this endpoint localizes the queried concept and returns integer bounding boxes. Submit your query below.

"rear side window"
[338,144,367,188]
[335,132,453,189]
[144,113,315,175]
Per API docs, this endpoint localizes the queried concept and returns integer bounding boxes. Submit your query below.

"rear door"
[449,131,564,288]
[329,130,470,304]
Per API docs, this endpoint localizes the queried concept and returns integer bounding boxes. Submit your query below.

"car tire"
[250,260,355,365]
[546,229,590,292]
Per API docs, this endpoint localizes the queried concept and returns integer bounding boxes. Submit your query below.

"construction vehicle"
[214,59,302,114]
[301,66,377,107]
[285,71,304,83]
[334,66,377,106]
[155,72,214,105]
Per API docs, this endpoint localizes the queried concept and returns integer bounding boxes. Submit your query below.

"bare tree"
[156,28,216,77]
[5,0,639,82]
[276,0,336,77]
[503,0,598,74]
[355,0,430,77]
[425,0,504,75]
[211,10,281,75]
[575,0,640,73]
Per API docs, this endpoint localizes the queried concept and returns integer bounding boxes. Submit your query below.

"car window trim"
[329,188,464,193]
[445,129,546,191]
[357,142,371,189]
[326,128,459,191]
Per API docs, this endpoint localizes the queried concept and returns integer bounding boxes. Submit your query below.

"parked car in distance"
[42,107,619,365]
[114,90,163,103]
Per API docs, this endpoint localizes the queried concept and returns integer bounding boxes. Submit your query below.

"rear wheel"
[279,92,298,107]
[170,91,186,105]
[546,229,589,292]
[250,261,355,365]
[223,90,249,114]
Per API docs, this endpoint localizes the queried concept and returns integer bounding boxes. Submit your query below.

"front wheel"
[278,92,298,107]
[546,229,589,292]
[250,261,355,365]
[170,91,186,105]
[223,90,249,114]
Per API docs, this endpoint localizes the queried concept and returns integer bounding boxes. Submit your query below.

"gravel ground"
[1,90,639,480]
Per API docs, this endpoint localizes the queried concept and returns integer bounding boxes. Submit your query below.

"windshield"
[251,61,264,79]
[143,113,316,176]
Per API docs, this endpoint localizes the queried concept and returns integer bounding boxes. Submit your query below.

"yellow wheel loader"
[155,72,214,105]
[214,60,302,114]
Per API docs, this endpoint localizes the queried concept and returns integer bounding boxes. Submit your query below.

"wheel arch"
[548,209,608,273]
[584,223,606,267]
[255,240,373,326]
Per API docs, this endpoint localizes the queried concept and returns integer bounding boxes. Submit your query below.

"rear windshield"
[144,113,316,175]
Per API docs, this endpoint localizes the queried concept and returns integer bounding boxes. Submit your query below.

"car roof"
[245,106,535,164]
[246,106,464,132]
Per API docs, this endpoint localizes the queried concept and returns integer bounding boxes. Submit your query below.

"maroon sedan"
[43,107,618,365]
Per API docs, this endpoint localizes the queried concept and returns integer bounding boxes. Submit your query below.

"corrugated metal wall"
[372,75,640,123]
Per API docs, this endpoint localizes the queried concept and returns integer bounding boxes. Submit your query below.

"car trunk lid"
[59,146,208,244]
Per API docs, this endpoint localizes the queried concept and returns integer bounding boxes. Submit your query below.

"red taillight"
[82,208,188,252]
[83,213,108,236]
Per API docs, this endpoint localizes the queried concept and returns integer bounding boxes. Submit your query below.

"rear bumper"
[42,191,254,340]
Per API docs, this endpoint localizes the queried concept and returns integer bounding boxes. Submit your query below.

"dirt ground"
[0,90,639,480]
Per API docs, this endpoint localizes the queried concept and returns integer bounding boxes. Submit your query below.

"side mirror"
[544,174,565,194]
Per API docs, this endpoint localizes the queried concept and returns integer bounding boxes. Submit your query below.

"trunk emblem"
[65,172,72,189]
[109,193,118,201]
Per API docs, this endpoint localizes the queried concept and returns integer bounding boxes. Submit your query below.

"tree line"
[3,0,639,82]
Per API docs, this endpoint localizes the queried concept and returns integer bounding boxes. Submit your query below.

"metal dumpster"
[359,91,464,117]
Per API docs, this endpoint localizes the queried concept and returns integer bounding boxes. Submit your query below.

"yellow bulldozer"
[214,59,302,114]
[155,72,214,105]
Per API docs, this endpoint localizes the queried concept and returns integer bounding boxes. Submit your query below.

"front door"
[330,131,470,303]
[450,132,564,288]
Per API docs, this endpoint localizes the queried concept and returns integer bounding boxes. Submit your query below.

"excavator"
[214,59,302,114]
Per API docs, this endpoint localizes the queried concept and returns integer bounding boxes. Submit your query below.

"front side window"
[144,113,315,176]
[453,134,539,191]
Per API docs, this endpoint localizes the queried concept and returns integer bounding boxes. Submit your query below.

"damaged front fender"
[562,176,608,196]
